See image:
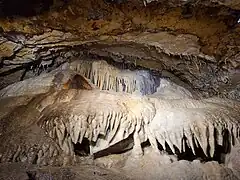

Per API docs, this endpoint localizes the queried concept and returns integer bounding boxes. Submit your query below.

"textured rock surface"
[143,0,240,10]
[0,0,239,101]
[0,0,239,179]
[0,162,131,180]
[226,144,240,177]
[0,29,239,99]
[0,61,239,179]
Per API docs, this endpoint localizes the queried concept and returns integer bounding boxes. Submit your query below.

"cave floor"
[0,162,131,180]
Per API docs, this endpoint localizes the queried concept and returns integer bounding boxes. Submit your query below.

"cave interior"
[0,0,240,179]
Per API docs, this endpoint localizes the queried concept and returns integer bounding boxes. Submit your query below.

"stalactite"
[69,60,159,95]
[36,86,240,159]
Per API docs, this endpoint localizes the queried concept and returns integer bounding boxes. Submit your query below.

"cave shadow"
[73,138,90,156]
[93,134,134,159]
[155,127,232,164]
[0,0,70,17]
[72,126,233,164]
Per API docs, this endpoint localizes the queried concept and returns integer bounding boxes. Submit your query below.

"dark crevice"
[141,139,151,149]
[165,142,174,155]
[155,129,233,164]
[74,138,90,156]
[222,129,231,154]
[94,134,134,159]
[156,140,164,151]
[32,154,38,165]
[80,50,162,76]
[0,63,29,76]
[0,0,71,17]
[66,74,93,90]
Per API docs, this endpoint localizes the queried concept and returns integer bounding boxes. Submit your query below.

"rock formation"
[0,0,239,179]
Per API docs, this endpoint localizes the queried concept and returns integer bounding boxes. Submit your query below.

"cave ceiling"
[0,0,239,100]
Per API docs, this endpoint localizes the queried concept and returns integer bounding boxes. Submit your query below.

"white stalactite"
[38,89,156,155]
[69,60,159,95]
[32,71,240,159]
[150,98,240,158]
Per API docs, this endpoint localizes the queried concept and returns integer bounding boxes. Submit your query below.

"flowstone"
[0,60,239,180]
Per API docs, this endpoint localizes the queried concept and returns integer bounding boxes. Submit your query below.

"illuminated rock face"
[69,60,160,95]
[0,61,239,174]
[0,0,239,178]
[149,97,240,157]
[37,89,155,156]
[36,87,240,159]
